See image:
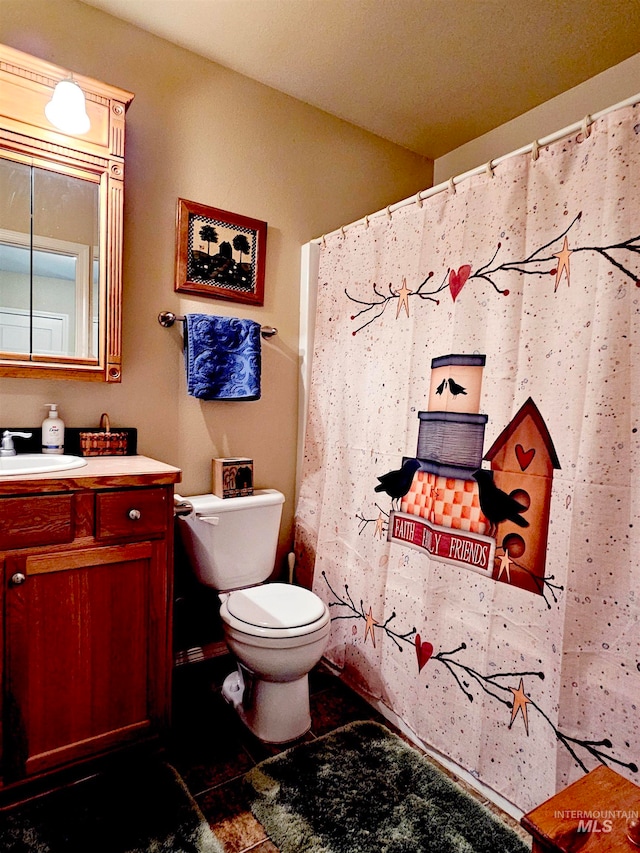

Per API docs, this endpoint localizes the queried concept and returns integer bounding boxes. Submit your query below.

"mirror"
[0,44,133,381]
[0,158,100,361]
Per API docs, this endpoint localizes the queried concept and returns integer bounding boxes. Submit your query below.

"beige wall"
[0,0,434,574]
[434,51,640,183]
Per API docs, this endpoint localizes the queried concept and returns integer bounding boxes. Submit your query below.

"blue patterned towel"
[184,314,261,400]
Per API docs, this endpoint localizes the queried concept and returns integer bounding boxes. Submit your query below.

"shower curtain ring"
[340,226,346,238]
[531,139,540,161]
[415,191,424,207]
[581,114,592,140]
[364,214,370,228]
[321,234,326,247]
[485,160,494,177]
[386,205,392,221]
[448,177,457,194]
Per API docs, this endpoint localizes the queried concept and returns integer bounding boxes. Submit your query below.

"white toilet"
[176,489,331,743]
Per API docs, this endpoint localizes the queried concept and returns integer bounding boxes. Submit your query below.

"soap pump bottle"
[42,404,65,455]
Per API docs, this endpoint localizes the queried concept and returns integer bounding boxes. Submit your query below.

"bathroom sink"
[0,454,87,476]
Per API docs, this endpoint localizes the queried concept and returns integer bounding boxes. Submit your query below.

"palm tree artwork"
[200,225,218,254]
[233,233,251,263]
[190,223,219,278]
[177,199,266,305]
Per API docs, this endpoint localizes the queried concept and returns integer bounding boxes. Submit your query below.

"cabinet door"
[3,541,171,781]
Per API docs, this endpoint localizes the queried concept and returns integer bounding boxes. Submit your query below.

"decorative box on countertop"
[79,414,131,456]
[213,457,253,498]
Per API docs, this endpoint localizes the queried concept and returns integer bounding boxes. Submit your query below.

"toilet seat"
[228,583,326,628]
[220,583,330,639]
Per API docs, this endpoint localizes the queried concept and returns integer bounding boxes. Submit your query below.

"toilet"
[176,489,330,743]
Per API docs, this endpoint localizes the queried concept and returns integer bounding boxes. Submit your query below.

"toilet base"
[222,668,311,743]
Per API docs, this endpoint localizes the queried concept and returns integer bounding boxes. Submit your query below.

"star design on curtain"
[553,236,572,291]
[394,278,412,318]
[497,549,512,582]
[509,678,532,736]
[364,606,379,646]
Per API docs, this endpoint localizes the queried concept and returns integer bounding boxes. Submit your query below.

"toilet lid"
[227,583,326,629]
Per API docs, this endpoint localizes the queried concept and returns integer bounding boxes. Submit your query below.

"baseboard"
[174,641,228,667]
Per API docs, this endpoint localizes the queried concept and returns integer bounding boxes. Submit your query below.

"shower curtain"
[295,103,640,812]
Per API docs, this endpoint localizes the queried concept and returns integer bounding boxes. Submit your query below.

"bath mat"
[0,760,223,853]
[245,720,530,853]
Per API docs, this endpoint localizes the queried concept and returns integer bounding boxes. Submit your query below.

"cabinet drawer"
[0,494,74,549]
[96,488,167,540]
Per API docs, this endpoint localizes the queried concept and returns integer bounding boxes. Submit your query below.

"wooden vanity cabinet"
[0,460,180,796]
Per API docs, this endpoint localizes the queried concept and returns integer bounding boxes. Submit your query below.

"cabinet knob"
[10,572,26,586]
[128,508,141,521]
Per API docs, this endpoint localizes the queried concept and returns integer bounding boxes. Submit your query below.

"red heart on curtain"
[449,265,471,301]
[515,444,535,471]
[415,634,433,672]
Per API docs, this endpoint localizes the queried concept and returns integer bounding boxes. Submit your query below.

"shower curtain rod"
[311,91,640,246]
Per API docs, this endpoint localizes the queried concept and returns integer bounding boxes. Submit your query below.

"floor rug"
[245,720,530,853]
[0,760,223,853]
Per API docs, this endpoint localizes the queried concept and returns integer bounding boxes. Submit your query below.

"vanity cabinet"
[0,457,180,796]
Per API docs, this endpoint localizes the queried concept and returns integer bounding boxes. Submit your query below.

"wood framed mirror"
[0,44,134,382]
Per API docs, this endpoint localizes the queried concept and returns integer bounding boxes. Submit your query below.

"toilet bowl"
[177,490,331,743]
[220,582,331,742]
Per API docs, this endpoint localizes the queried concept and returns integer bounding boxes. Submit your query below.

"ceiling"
[79,0,640,159]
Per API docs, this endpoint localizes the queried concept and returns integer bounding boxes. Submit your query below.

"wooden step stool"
[521,765,640,853]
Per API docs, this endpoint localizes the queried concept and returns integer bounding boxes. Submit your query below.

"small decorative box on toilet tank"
[213,458,254,498]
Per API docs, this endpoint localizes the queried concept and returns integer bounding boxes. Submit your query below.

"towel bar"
[158,311,277,338]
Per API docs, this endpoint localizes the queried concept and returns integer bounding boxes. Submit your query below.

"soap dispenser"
[42,404,65,455]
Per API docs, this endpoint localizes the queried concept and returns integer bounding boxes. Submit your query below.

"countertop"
[0,455,182,494]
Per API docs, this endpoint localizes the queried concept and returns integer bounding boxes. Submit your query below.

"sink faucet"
[0,430,33,457]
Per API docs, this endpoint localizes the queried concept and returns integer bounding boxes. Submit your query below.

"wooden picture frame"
[175,198,267,306]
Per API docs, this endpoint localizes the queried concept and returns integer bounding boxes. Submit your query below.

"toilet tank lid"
[227,583,326,628]
[182,489,285,515]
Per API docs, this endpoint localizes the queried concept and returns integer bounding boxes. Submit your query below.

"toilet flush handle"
[197,514,219,526]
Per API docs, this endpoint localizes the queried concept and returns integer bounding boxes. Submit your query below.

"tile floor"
[167,655,532,853]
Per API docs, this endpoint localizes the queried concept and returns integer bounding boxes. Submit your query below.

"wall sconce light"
[45,78,90,135]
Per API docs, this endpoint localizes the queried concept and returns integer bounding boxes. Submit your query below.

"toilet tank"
[177,489,285,591]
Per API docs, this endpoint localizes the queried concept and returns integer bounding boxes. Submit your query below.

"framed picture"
[175,198,267,306]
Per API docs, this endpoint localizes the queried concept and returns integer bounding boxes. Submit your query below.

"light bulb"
[45,79,90,135]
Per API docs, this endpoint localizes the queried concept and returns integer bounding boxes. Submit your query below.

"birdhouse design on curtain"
[483,398,560,595]
[387,354,559,596]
